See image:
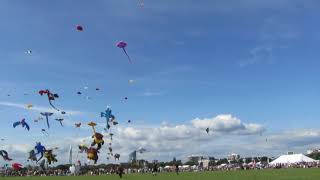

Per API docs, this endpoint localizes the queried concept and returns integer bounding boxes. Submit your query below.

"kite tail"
[60,122,63,127]
[37,153,43,163]
[46,118,50,129]
[122,48,132,63]
[49,100,60,112]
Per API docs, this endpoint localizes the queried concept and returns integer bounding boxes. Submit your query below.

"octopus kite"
[35,142,46,162]
[39,89,60,112]
[13,118,30,131]
[0,150,12,161]
[117,41,132,63]
[28,150,37,162]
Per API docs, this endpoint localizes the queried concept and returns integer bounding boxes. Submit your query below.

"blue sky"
[1,0,320,164]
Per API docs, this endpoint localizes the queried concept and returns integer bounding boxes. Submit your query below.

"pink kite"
[117,41,132,63]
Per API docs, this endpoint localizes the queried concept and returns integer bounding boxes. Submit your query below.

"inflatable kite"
[39,89,60,112]
[55,118,64,127]
[101,108,115,131]
[87,147,99,164]
[117,41,132,63]
[40,112,53,128]
[12,163,22,170]
[44,149,58,165]
[0,150,12,161]
[114,153,120,161]
[88,122,104,150]
[35,142,46,162]
[13,118,30,131]
[28,150,37,162]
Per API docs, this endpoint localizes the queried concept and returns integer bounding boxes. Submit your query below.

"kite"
[26,104,33,109]
[41,129,49,136]
[61,111,66,115]
[109,133,114,140]
[34,117,43,123]
[114,153,120,161]
[35,142,46,162]
[88,122,104,150]
[25,50,32,55]
[28,150,37,162]
[95,88,100,91]
[100,108,115,131]
[39,89,60,111]
[78,144,88,153]
[75,122,81,128]
[124,97,128,100]
[77,92,82,95]
[76,25,83,31]
[12,163,22,171]
[138,147,146,154]
[13,118,30,131]
[87,147,99,164]
[84,86,89,90]
[40,112,53,128]
[44,149,58,165]
[127,120,131,123]
[117,41,132,63]
[129,80,135,84]
[206,128,209,134]
[0,150,12,161]
[55,118,64,127]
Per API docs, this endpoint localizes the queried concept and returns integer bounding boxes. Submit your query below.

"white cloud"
[192,114,265,135]
[0,101,83,116]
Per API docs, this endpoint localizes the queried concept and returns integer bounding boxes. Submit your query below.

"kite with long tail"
[55,118,64,127]
[39,89,60,111]
[101,107,115,131]
[0,150,12,161]
[117,41,132,63]
[35,142,46,163]
[40,112,53,129]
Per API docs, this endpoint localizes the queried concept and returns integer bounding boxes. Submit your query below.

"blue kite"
[40,112,53,129]
[100,107,115,131]
[34,142,46,162]
[13,118,30,131]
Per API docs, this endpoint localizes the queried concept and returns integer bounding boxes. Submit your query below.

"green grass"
[5,168,320,180]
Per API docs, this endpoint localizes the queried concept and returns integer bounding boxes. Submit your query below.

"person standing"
[175,164,179,175]
[117,166,124,178]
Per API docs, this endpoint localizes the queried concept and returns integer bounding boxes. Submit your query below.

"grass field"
[4,169,320,180]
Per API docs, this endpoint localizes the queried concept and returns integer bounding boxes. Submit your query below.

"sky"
[1,0,320,165]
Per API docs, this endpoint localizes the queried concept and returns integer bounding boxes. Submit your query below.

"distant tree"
[307,152,320,160]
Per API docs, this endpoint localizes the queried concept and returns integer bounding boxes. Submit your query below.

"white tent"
[270,154,316,165]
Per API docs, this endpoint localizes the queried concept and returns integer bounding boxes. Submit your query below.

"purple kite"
[117,41,132,63]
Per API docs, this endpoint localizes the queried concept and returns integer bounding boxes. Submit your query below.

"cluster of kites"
[0,1,217,171]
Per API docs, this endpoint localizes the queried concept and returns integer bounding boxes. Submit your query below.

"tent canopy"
[270,154,316,165]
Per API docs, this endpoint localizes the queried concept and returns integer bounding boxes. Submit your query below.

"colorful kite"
[12,163,22,171]
[39,89,60,112]
[117,41,132,63]
[44,149,58,165]
[34,142,46,162]
[87,147,99,164]
[13,118,30,131]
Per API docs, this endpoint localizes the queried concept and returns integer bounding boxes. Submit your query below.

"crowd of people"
[1,161,320,177]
